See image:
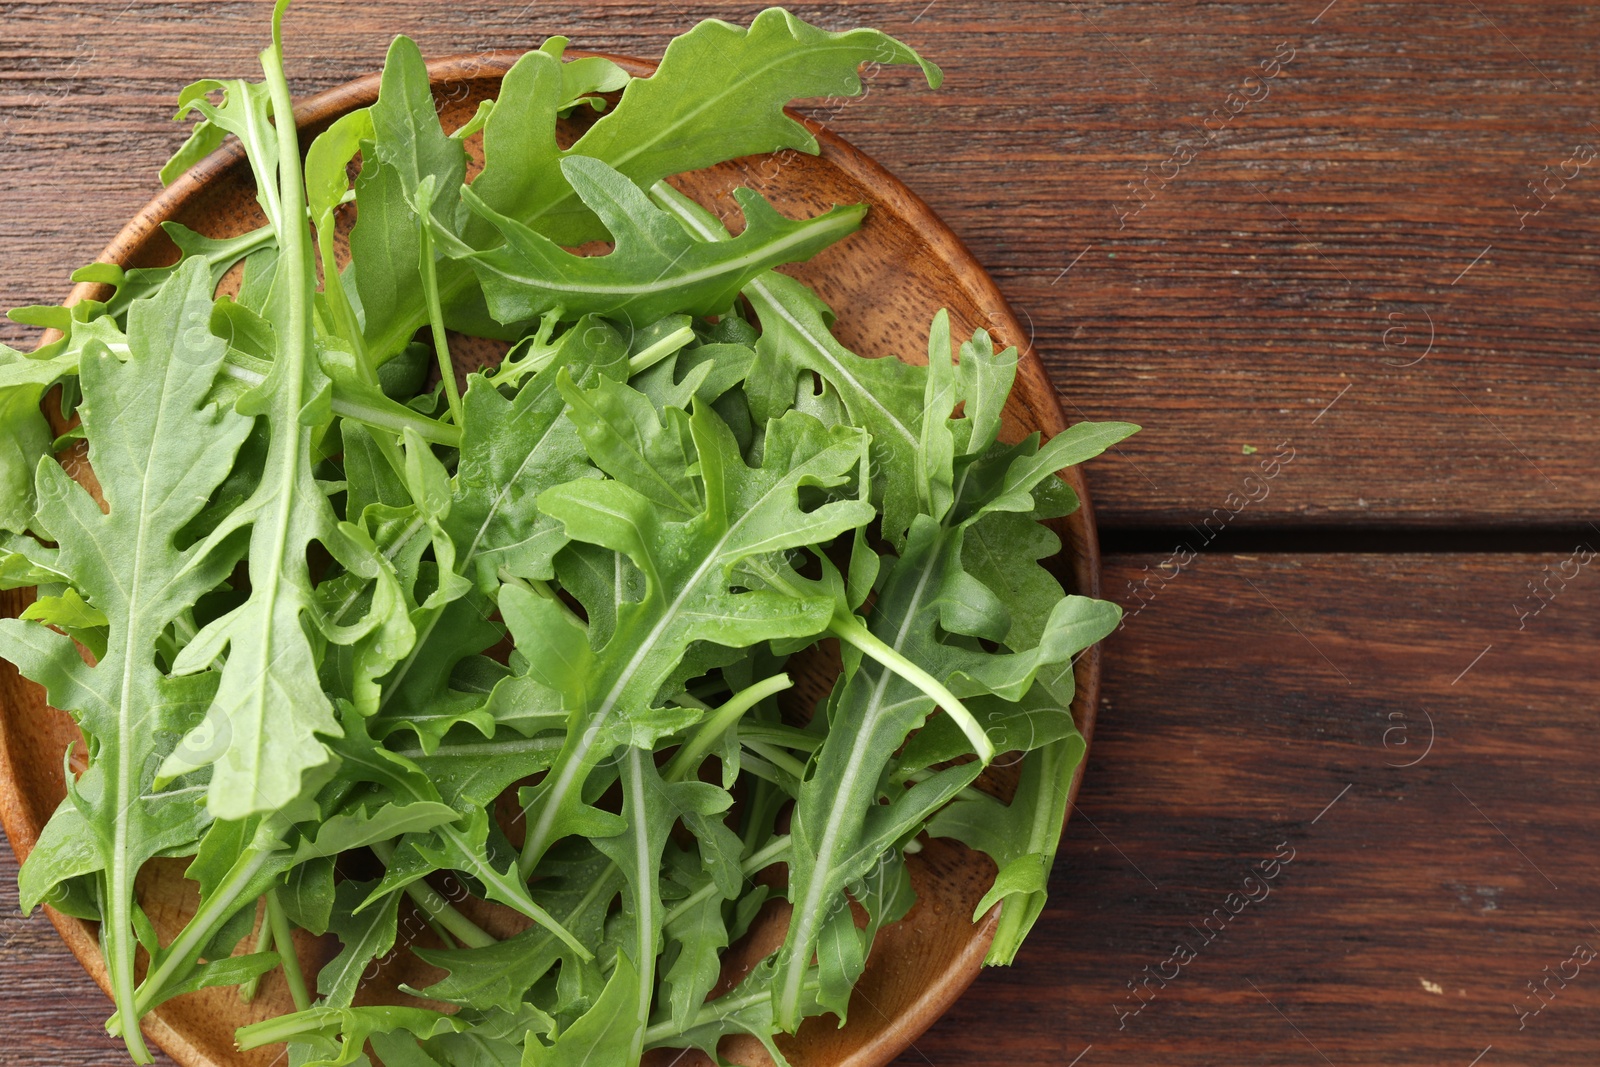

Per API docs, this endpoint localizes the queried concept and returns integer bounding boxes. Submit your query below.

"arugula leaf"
[410,845,621,1015]
[645,957,820,1067]
[0,311,126,534]
[510,396,875,874]
[317,879,401,1006]
[131,796,460,1018]
[814,843,916,1019]
[280,856,337,935]
[161,17,348,818]
[369,587,499,751]
[87,223,277,323]
[522,952,640,1066]
[358,10,938,362]
[441,156,865,329]
[442,326,628,594]
[348,36,475,358]
[332,712,587,955]
[552,8,938,239]
[650,180,931,545]
[921,497,1110,964]
[19,586,108,659]
[237,1005,465,1067]
[305,107,376,363]
[0,531,68,591]
[658,847,732,1035]
[772,324,1136,1030]
[0,258,252,1062]
[164,76,282,216]
[588,749,731,1061]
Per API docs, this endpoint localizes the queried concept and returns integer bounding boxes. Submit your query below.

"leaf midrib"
[483,209,857,302]
[778,529,945,1016]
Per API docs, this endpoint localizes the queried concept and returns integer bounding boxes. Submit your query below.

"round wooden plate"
[0,51,1104,1067]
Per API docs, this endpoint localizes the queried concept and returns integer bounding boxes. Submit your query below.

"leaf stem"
[238,897,274,1003]
[661,834,791,928]
[218,359,460,445]
[643,967,820,1048]
[736,722,820,753]
[315,230,371,379]
[369,840,496,950]
[742,739,808,780]
[830,613,995,764]
[135,848,274,1014]
[739,557,991,763]
[414,179,465,426]
[901,767,993,805]
[663,673,791,783]
[264,888,312,1011]
[626,325,697,376]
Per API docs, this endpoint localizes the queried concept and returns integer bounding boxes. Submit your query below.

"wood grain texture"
[6,552,1597,1065]
[913,550,1600,1066]
[3,1,1599,528]
[1,4,1596,1066]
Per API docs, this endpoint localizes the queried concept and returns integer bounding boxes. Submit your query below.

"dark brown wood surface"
[6,553,1598,1065]
[2,2,1597,1065]
[4,0,1600,528]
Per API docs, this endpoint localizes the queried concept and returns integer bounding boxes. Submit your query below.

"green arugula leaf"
[0,311,126,534]
[772,325,1136,1031]
[548,9,938,242]
[522,952,640,1067]
[410,846,621,1015]
[348,36,475,358]
[589,749,731,1061]
[370,586,501,751]
[331,713,586,956]
[358,10,938,362]
[441,156,865,329]
[650,180,929,545]
[305,107,376,363]
[0,531,68,591]
[921,497,1112,965]
[131,796,459,1019]
[644,957,819,1067]
[442,326,628,594]
[813,843,915,1019]
[510,396,874,874]
[89,223,277,323]
[19,586,108,659]
[163,75,281,211]
[658,848,731,1035]
[928,731,1087,965]
[237,1005,465,1067]
[317,879,401,1007]
[280,856,337,935]
[0,258,252,1062]
[160,19,349,818]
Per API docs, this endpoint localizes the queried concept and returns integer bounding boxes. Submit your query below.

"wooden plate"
[0,51,1104,1067]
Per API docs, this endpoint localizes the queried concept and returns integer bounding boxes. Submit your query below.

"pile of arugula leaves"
[0,4,1136,1065]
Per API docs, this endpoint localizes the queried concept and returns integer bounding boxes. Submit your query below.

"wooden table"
[2,2,1597,1064]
